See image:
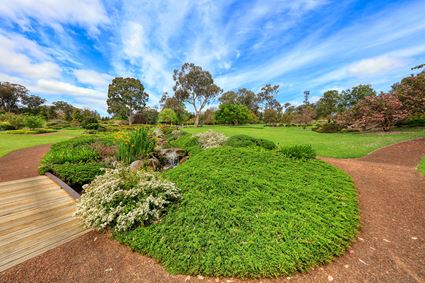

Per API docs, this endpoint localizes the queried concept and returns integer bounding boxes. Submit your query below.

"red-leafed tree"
[348,93,408,131]
[391,72,425,116]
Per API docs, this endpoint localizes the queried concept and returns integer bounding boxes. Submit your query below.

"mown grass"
[418,156,425,176]
[115,147,359,278]
[184,126,425,158]
[0,129,84,157]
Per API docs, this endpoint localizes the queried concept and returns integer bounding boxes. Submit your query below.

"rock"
[149,156,160,171]
[327,275,334,281]
[129,160,143,172]
[179,155,189,164]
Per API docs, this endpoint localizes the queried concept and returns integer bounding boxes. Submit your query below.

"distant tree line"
[2,62,424,132]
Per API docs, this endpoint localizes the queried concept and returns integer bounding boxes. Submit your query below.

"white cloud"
[0,33,61,79]
[33,79,105,99]
[73,69,113,89]
[346,55,408,76]
[0,0,109,34]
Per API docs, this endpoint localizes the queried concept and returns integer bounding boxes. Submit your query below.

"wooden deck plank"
[0,200,75,224]
[0,181,59,197]
[0,206,76,235]
[0,176,88,273]
[0,195,74,217]
[0,185,65,205]
[0,176,49,188]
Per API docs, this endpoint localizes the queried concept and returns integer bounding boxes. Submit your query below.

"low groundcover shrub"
[279,144,316,160]
[116,147,359,278]
[225,134,276,150]
[76,166,181,232]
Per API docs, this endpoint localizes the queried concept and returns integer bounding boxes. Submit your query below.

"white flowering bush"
[75,166,181,232]
[194,130,228,149]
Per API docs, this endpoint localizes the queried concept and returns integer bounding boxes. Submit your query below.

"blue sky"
[0,0,425,115]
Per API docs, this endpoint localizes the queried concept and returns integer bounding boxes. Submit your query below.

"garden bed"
[115,146,359,278]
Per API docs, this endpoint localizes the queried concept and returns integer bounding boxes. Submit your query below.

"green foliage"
[312,121,342,133]
[107,77,149,125]
[49,162,104,189]
[225,134,276,150]
[46,119,71,129]
[115,147,359,278]
[2,112,24,129]
[418,156,425,176]
[39,135,112,190]
[215,103,253,125]
[80,117,99,129]
[158,108,178,124]
[24,115,45,129]
[397,114,425,127]
[116,128,155,164]
[173,63,222,126]
[169,132,201,156]
[5,129,56,134]
[279,145,316,160]
[0,121,14,131]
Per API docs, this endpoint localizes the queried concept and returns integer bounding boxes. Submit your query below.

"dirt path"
[0,144,51,182]
[1,139,425,283]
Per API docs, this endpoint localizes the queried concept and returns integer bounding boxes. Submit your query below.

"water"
[166,150,178,167]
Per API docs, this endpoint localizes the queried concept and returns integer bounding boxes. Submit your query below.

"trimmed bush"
[50,162,104,189]
[312,122,342,133]
[279,145,316,160]
[40,136,114,190]
[225,134,276,150]
[76,166,181,232]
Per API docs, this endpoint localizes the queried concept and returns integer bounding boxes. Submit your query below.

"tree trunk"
[194,114,200,127]
[128,112,133,125]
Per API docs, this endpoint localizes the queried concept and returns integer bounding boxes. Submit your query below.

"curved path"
[0,144,51,182]
[1,139,425,282]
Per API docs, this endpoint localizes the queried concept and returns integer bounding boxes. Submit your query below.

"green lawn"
[184,126,425,158]
[418,156,425,176]
[0,130,84,157]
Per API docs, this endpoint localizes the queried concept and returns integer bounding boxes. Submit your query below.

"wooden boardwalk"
[0,176,88,272]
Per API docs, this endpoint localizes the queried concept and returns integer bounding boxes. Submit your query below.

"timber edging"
[45,173,80,200]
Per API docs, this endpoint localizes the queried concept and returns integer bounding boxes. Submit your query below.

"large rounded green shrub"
[225,134,276,150]
[116,147,359,278]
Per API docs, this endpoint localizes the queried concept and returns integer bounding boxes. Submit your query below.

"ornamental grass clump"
[194,130,227,149]
[115,128,156,164]
[75,166,181,232]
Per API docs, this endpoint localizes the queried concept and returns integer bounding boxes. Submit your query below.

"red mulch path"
[0,144,51,182]
[1,139,425,283]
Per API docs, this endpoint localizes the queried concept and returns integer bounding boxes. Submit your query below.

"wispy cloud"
[0,0,424,114]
